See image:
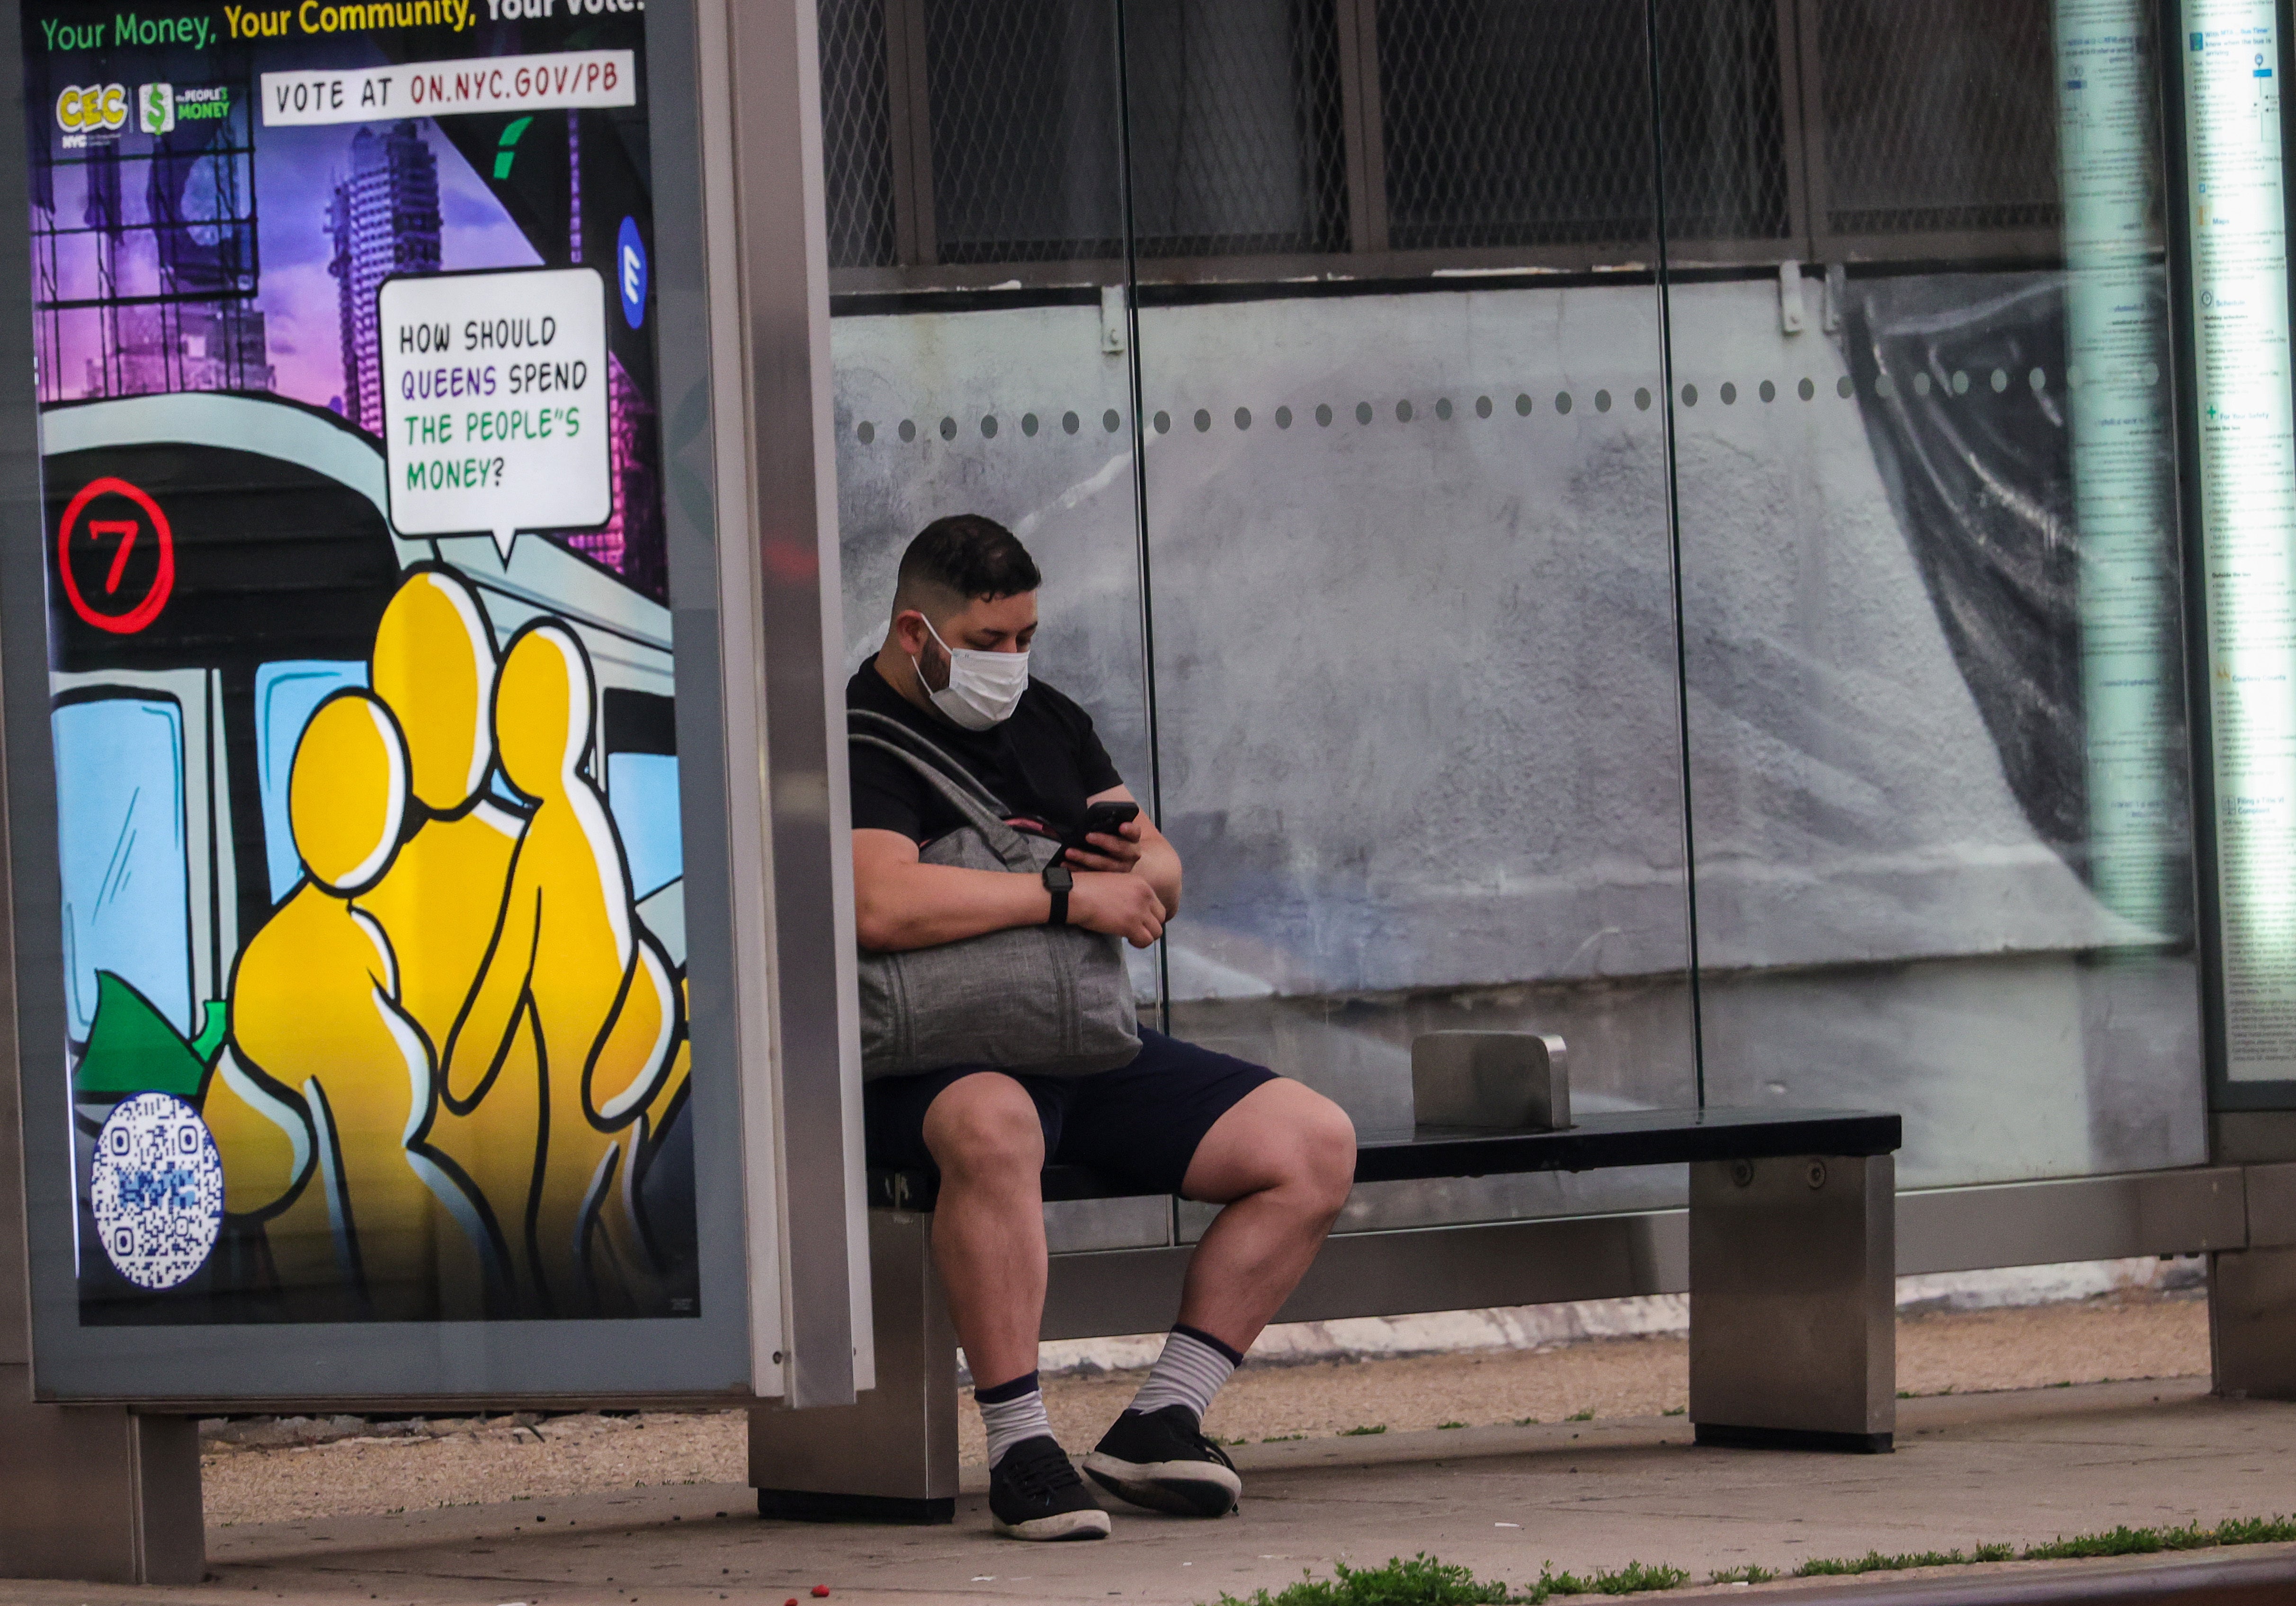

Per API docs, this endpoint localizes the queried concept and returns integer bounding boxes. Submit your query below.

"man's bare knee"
[925,1075,1045,1182]
[1291,1096,1357,1216]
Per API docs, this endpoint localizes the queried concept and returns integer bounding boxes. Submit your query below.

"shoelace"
[1188,1430,1237,1472]
[1001,1445,1081,1501]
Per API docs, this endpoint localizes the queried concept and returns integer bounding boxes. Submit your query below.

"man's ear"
[890,609,932,657]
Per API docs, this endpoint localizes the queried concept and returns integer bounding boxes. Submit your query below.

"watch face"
[1045,865,1074,891]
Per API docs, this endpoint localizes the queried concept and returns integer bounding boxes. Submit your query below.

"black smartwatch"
[1042,862,1073,927]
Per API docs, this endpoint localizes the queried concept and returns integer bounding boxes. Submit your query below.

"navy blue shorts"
[862,1028,1278,1198]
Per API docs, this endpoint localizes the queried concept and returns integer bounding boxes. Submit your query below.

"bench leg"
[749,1209,958,1523]
[2210,1245,2296,1399]
[1688,1152,1894,1453]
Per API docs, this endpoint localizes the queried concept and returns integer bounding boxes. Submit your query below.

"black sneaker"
[988,1435,1112,1541]
[1083,1405,1242,1517]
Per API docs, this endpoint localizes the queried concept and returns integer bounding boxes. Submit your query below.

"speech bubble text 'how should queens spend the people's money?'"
[380,267,611,562]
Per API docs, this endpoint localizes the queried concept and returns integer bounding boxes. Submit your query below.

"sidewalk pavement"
[2,1378,2291,1606]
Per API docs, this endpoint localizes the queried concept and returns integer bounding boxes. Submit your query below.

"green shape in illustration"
[73,971,209,1098]
[493,115,533,180]
[190,999,229,1063]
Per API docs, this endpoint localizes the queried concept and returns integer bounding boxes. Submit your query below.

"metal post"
[884,0,937,268]
[2211,1246,2296,1398]
[1688,1153,1895,1453]
[2167,0,2296,1402]
[2211,1147,2296,1398]
[695,0,871,1406]
[750,1210,956,1523]
[0,1378,204,1585]
[1333,0,1389,254]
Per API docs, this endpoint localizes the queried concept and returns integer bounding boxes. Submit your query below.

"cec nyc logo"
[54,82,220,144]
[56,82,127,142]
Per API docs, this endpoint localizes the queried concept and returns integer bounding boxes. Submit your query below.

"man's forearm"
[856,860,1049,951]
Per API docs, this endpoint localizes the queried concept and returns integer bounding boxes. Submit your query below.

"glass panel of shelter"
[1117,0,1700,1240]
[1652,0,2209,1186]
[812,0,2213,1237]
[820,0,1167,1178]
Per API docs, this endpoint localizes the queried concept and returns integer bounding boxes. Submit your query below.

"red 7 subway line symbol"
[57,476,174,635]
[87,519,140,592]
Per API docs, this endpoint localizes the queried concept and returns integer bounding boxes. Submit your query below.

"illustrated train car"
[42,389,693,1323]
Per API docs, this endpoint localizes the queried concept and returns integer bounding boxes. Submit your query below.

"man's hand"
[851,789,1181,953]
[1077,787,1182,921]
[1062,817,1145,875]
[1068,869,1165,947]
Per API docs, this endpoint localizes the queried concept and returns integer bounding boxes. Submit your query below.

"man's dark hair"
[892,514,1042,619]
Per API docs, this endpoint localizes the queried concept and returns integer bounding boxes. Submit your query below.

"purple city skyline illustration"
[31,86,661,596]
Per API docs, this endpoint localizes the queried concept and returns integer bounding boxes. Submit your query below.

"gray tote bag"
[849,710,1143,1081]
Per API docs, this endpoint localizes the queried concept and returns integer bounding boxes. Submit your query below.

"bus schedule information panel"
[19,0,703,1335]
[2186,1,2296,1086]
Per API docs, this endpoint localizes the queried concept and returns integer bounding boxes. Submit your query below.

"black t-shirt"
[846,660,1123,845]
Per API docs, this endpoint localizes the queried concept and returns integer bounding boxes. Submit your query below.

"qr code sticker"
[89,1091,224,1291]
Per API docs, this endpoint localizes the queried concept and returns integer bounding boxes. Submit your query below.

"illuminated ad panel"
[16,0,742,1389]
[2186,1,2296,1082]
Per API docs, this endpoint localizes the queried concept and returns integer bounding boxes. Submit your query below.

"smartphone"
[1064,800,1140,854]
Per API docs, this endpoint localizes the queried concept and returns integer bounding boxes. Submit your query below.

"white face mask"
[913,616,1030,731]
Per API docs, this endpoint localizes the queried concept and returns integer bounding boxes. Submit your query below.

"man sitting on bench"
[849,515,1358,1542]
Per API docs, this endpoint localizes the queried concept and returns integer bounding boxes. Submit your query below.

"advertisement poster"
[22,0,697,1322]
[2185,1,2296,1081]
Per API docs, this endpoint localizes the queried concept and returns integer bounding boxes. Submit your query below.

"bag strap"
[848,731,1038,871]
[848,708,1010,815]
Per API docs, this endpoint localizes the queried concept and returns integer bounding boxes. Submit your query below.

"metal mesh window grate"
[1656,0,1795,244]
[1377,0,1657,252]
[1813,0,2061,236]
[821,0,898,269]
[813,0,2073,279]
[1122,0,1349,259]
[924,0,1127,264]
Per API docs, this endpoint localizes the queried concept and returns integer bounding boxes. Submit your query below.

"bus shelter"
[5,0,2296,1584]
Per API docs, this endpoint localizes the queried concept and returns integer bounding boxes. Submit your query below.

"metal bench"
[750,1105,1902,1523]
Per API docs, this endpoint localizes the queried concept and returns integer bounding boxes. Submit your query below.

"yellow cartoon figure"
[444,623,675,1315]
[200,1041,337,1299]
[200,1047,312,1218]
[355,565,538,1310]
[594,931,687,1278]
[227,690,485,1319]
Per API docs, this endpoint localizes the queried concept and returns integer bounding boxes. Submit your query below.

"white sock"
[977,1370,1051,1467]
[1127,1325,1242,1422]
